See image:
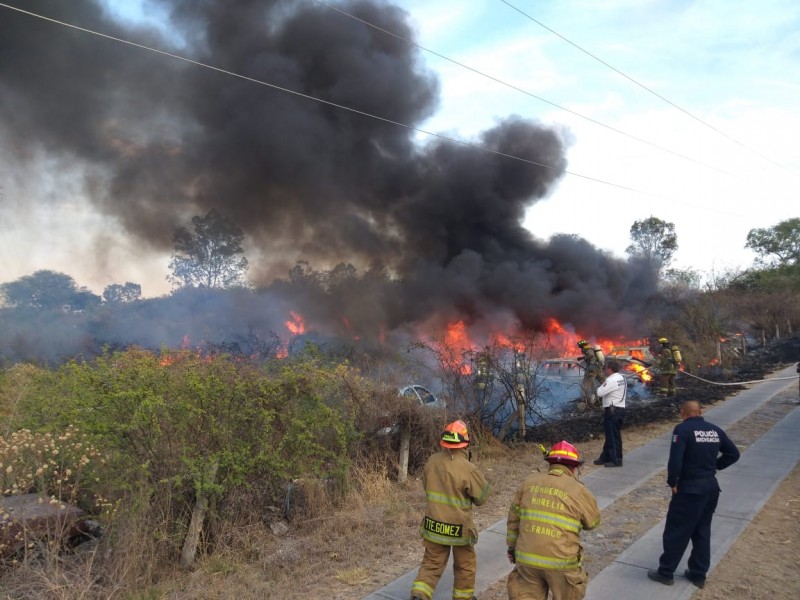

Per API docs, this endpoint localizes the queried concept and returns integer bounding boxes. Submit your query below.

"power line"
[499,0,793,174]
[0,1,663,200]
[0,3,764,220]
[312,0,740,179]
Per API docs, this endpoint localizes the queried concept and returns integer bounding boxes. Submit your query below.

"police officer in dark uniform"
[647,400,740,589]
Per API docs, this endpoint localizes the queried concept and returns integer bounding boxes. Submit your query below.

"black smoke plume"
[0,0,656,356]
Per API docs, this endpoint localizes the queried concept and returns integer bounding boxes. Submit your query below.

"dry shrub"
[165,446,426,598]
[347,460,395,508]
[466,419,509,460]
[0,547,105,599]
[283,476,336,522]
[354,384,445,477]
[99,492,177,589]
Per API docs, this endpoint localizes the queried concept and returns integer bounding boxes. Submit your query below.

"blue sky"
[397,0,799,277]
[0,0,798,296]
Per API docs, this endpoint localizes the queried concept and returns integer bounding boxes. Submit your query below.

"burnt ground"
[527,335,800,445]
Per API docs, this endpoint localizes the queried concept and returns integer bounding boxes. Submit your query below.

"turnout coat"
[420,448,490,546]
[507,464,600,570]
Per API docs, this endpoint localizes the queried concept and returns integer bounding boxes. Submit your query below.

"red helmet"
[440,420,470,449]
[545,440,583,467]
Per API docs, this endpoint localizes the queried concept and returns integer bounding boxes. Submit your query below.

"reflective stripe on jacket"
[506,465,600,569]
[420,448,490,546]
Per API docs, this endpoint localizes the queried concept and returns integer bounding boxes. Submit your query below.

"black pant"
[599,406,624,464]
[658,478,720,578]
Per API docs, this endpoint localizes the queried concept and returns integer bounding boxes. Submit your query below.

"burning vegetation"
[1,1,799,597]
[1,0,660,359]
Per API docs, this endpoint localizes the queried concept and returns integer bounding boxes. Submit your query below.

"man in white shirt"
[593,360,627,468]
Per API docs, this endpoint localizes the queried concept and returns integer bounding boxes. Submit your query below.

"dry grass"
[0,395,729,600]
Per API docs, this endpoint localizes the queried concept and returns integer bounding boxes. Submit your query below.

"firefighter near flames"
[506,441,601,600]
[410,420,491,600]
[577,340,606,408]
[657,337,683,396]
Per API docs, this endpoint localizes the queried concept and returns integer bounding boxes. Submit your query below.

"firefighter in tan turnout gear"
[411,420,490,600]
[506,441,601,600]
[657,337,682,396]
[577,340,605,407]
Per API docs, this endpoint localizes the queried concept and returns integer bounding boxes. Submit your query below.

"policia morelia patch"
[423,516,462,538]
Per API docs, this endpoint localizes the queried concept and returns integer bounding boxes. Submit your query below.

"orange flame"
[492,332,525,352]
[286,311,306,335]
[445,321,474,374]
[276,311,307,359]
[625,361,653,382]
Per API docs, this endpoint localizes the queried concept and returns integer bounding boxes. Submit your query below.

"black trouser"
[599,406,624,464]
[658,478,720,578]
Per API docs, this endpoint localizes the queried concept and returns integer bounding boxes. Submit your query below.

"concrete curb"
[363,365,798,600]
[586,404,800,599]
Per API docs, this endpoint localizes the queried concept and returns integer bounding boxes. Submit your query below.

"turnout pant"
[507,564,588,600]
[659,373,676,395]
[657,478,720,578]
[581,371,605,405]
[599,406,624,464]
[410,539,476,600]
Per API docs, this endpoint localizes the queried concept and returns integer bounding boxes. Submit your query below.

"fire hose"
[538,366,797,387]
[622,365,798,386]
[677,370,798,386]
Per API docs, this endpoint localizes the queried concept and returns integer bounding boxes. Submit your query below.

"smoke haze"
[0,0,657,356]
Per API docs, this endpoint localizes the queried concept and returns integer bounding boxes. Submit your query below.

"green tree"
[626,216,678,277]
[102,281,142,303]
[0,270,101,310]
[662,267,701,290]
[167,209,249,289]
[745,217,800,266]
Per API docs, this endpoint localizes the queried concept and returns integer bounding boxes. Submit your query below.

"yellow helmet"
[658,337,669,344]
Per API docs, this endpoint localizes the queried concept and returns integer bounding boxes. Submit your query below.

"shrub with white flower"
[0,425,108,509]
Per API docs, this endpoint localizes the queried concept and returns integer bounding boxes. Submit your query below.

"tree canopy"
[167,209,249,289]
[103,282,142,303]
[745,217,800,267]
[0,270,101,310]
[625,216,678,277]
